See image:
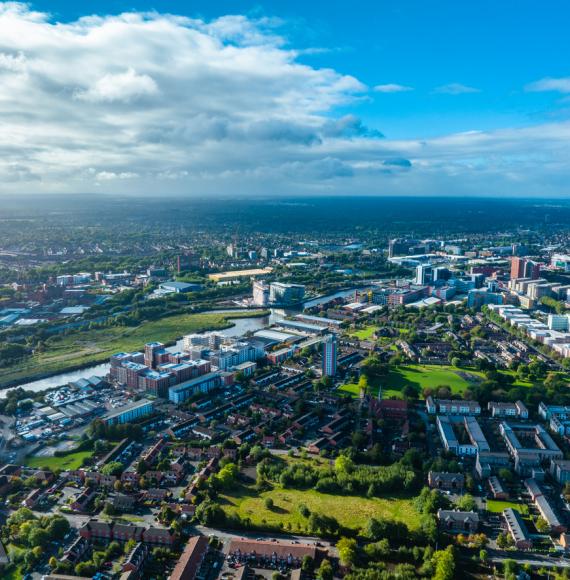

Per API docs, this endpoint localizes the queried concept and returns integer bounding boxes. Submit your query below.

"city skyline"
[0,1,569,197]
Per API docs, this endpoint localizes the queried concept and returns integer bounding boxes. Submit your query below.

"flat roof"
[208,267,273,281]
[104,399,153,420]
[169,372,220,393]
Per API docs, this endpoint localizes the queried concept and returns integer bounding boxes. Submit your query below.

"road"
[192,524,338,557]
[488,548,570,569]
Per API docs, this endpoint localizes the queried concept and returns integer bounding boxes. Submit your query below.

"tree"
[317,559,333,580]
[334,454,354,474]
[264,497,274,510]
[301,555,314,572]
[535,516,549,533]
[215,463,238,489]
[364,538,390,560]
[479,549,488,563]
[298,503,310,518]
[103,502,116,516]
[432,546,455,580]
[456,493,476,512]
[358,375,369,394]
[28,527,49,548]
[503,559,517,580]
[498,468,514,483]
[195,500,225,526]
[101,461,123,476]
[496,533,509,549]
[337,537,358,567]
[47,516,70,540]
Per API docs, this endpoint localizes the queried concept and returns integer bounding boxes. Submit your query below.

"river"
[1,287,360,399]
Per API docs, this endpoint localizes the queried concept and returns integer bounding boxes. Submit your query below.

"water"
[1,362,111,399]
[3,287,361,398]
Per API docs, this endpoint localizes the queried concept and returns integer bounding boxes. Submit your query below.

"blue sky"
[1,1,570,196]
[30,0,570,139]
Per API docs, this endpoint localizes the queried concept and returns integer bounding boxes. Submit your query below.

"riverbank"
[0,283,371,392]
[0,310,269,390]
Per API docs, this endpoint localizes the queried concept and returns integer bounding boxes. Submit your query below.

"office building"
[415,264,433,285]
[551,254,570,272]
[322,334,337,377]
[159,281,202,294]
[269,282,305,305]
[252,280,270,306]
[548,314,570,332]
[510,257,540,280]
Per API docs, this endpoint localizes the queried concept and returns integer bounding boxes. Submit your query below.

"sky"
[1,0,570,197]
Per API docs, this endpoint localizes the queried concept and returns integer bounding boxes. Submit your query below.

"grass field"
[339,364,485,399]
[220,483,420,532]
[0,311,265,387]
[338,364,537,399]
[350,325,379,340]
[24,449,93,470]
[486,500,529,515]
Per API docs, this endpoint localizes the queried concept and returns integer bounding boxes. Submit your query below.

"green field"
[24,449,94,470]
[0,311,266,387]
[486,500,529,515]
[340,364,485,399]
[340,364,537,399]
[350,325,379,340]
[220,483,420,532]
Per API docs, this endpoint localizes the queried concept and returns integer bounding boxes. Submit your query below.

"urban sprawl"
[2,225,570,580]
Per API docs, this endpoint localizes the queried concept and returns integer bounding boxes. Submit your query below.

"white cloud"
[526,77,570,93]
[0,3,567,198]
[75,68,158,103]
[96,171,139,181]
[373,83,413,93]
[434,83,480,95]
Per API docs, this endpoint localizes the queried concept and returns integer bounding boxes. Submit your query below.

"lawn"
[220,483,420,533]
[339,364,485,399]
[486,500,529,515]
[0,311,266,387]
[350,325,379,340]
[23,449,93,470]
[339,364,536,400]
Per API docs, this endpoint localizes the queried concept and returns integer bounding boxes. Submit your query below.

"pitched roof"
[170,535,209,580]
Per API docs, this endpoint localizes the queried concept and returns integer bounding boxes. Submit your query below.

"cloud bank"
[0,3,568,197]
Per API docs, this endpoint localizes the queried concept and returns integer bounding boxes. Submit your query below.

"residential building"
[488,401,529,419]
[503,508,532,550]
[322,334,337,377]
[437,510,479,533]
[551,460,570,484]
[500,422,563,475]
[169,536,209,580]
[102,399,154,426]
[427,471,464,492]
[426,397,481,415]
[168,372,221,404]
